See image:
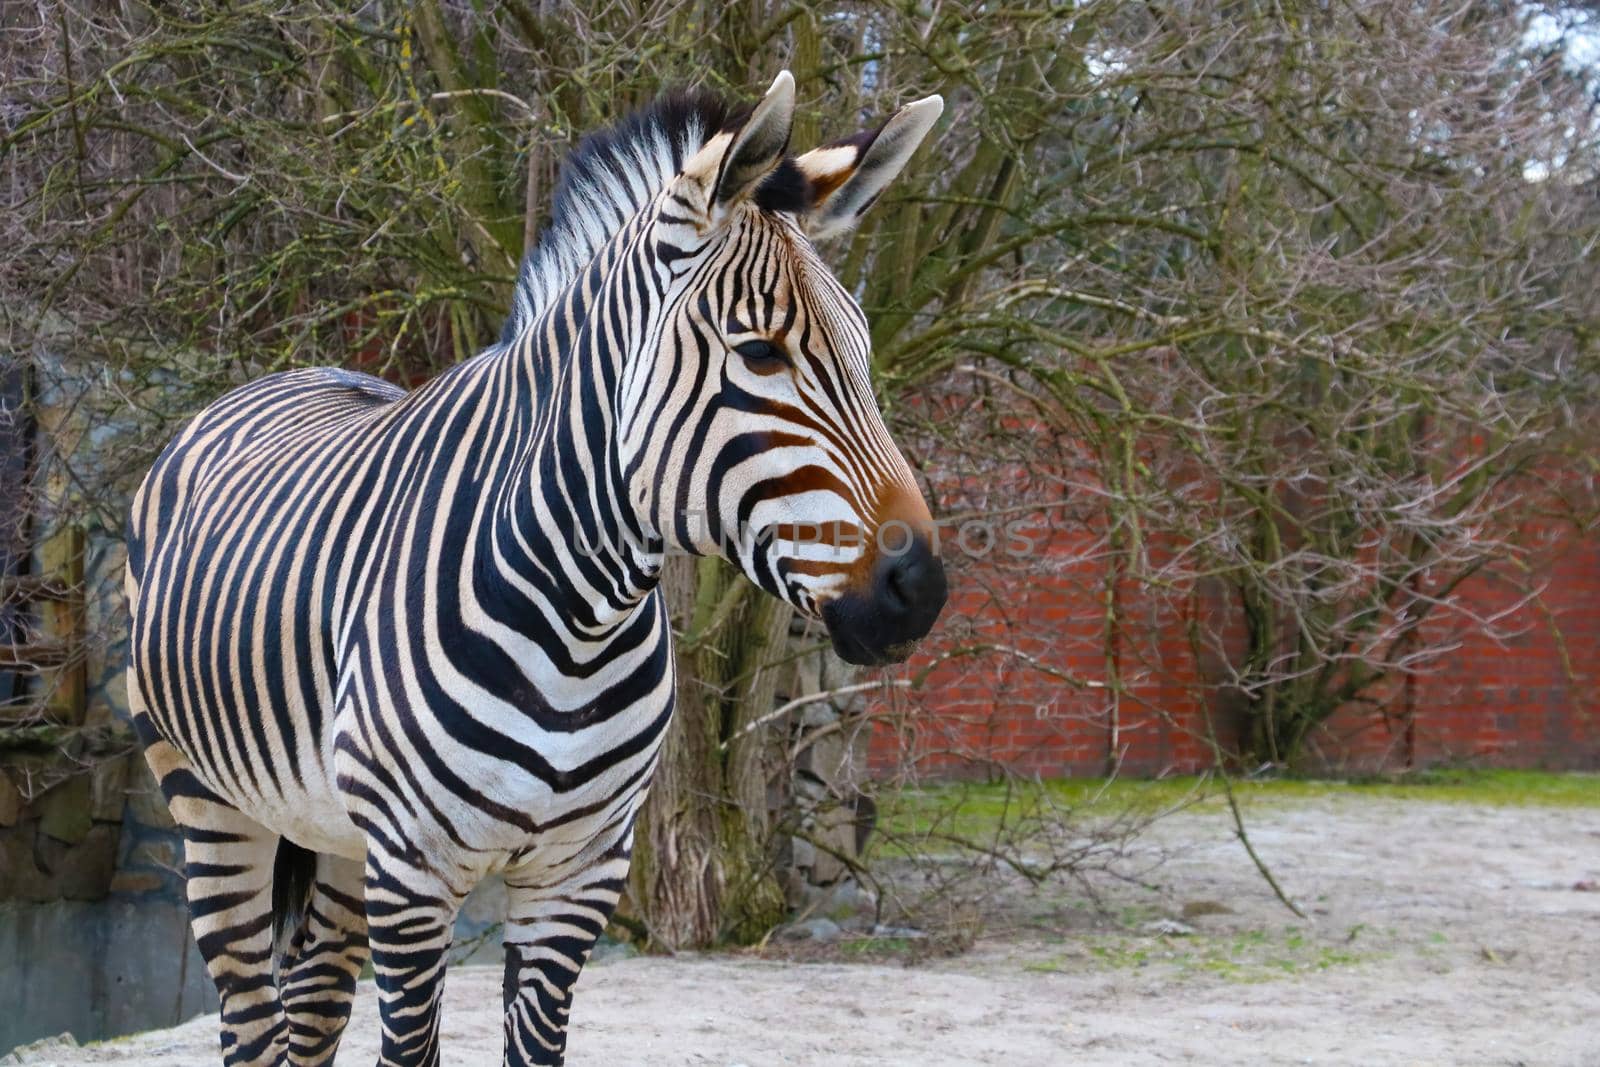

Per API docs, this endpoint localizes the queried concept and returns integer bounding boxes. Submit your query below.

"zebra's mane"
[500,88,808,344]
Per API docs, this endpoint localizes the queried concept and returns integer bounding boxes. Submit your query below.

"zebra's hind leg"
[501,839,631,1066]
[144,734,288,1067]
[279,851,369,1066]
[363,845,464,1067]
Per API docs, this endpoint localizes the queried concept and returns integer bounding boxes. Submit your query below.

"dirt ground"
[15,795,1599,1067]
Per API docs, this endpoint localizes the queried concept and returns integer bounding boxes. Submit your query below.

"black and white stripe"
[125,72,945,1066]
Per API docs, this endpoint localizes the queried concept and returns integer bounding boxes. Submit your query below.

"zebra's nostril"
[824,538,948,666]
[873,537,946,623]
[883,556,915,612]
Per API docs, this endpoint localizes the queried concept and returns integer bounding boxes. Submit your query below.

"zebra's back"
[127,366,409,855]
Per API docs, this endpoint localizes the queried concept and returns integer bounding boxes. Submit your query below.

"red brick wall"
[866,514,1600,778]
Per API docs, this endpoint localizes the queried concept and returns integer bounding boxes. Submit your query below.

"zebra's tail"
[271,837,319,958]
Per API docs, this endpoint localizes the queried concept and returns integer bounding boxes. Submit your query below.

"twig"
[180,135,250,185]
[1219,771,1308,920]
[319,89,539,125]
[721,679,909,750]
[1198,704,1308,919]
[1209,755,1312,921]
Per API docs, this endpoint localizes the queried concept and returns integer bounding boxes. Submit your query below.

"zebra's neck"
[483,218,665,643]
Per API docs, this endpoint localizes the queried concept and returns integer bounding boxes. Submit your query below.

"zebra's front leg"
[364,846,464,1067]
[501,840,631,1066]
[280,853,369,1065]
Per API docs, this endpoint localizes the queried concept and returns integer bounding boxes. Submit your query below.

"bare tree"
[879,0,1600,770]
[3,0,1596,951]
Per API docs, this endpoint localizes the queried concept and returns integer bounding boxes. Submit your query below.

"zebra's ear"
[796,94,944,241]
[685,71,795,220]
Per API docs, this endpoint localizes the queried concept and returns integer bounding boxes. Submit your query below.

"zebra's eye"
[733,338,787,367]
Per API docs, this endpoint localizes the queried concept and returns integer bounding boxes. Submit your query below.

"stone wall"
[0,757,215,1053]
[0,345,219,1053]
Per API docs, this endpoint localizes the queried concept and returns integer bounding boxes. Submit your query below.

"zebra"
[125,71,947,1066]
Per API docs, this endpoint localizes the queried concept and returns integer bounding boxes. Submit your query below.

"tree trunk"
[626,555,793,949]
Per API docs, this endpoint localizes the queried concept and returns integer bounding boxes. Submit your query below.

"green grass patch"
[1317,768,1600,807]
[1025,924,1371,984]
[836,935,919,959]
[873,776,1206,845]
[1219,768,1600,808]
[876,769,1600,845]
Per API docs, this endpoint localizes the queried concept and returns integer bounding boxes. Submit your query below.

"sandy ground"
[12,795,1599,1067]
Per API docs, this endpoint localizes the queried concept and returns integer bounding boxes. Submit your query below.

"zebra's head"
[623,73,948,665]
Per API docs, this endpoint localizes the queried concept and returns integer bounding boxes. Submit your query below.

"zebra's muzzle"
[821,535,948,666]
